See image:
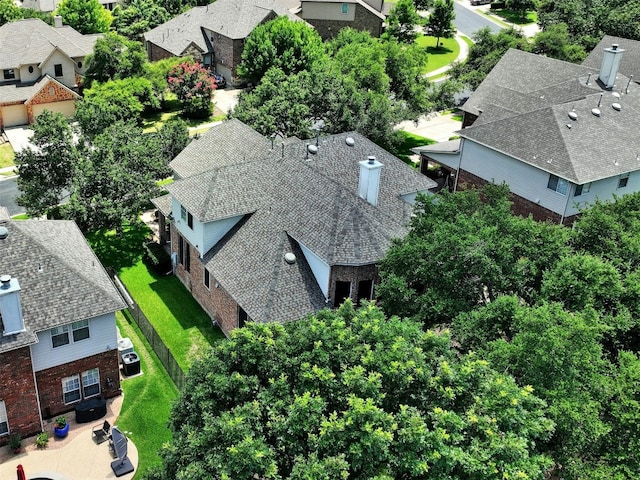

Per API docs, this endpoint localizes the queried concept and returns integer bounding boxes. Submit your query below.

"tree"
[505,0,537,20]
[384,0,421,44]
[167,60,216,118]
[15,111,77,216]
[425,0,455,48]
[146,302,554,480]
[532,22,586,63]
[56,0,112,33]
[377,184,569,324]
[0,0,22,25]
[83,32,147,87]
[112,0,170,40]
[237,16,325,84]
[143,56,187,105]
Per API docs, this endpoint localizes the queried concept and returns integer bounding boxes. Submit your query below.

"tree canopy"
[146,302,554,480]
[112,0,170,40]
[83,32,147,87]
[384,0,421,44]
[56,0,112,33]
[424,0,456,47]
[167,60,217,118]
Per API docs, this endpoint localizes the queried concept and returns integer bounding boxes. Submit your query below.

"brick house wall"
[147,42,174,63]
[307,5,384,40]
[328,263,379,307]
[26,80,77,123]
[0,347,41,444]
[35,350,121,420]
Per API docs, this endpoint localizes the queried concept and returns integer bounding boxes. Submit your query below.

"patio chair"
[92,420,111,444]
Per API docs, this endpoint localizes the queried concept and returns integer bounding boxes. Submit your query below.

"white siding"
[19,64,41,83]
[569,172,640,217]
[299,242,330,297]
[31,312,118,372]
[400,189,432,205]
[203,215,243,253]
[40,50,76,89]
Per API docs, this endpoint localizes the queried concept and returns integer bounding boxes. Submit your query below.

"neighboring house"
[21,0,119,12]
[0,17,100,129]
[414,39,640,224]
[143,0,302,86]
[0,213,125,445]
[152,119,436,335]
[298,0,389,40]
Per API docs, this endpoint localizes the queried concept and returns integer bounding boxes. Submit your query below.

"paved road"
[0,176,25,217]
[454,1,502,38]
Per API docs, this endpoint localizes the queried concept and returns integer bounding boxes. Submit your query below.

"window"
[82,368,100,398]
[28,65,34,74]
[72,319,89,342]
[180,205,187,222]
[357,279,373,306]
[187,212,193,229]
[334,281,351,305]
[178,236,190,272]
[62,375,81,404]
[341,2,348,13]
[547,174,568,195]
[204,269,210,289]
[574,183,591,196]
[51,325,70,348]
[3,69,15,80]
[618,173,630,188]
[77,61,83,68]
[238,306,248,328]
[0,401,8,435]
[54,64,63,77]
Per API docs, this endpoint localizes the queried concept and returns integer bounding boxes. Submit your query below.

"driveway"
[3,125,34,153]
[214,87,242,114]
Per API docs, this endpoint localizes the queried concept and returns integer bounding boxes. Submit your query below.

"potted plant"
[8,433,21,453]
[53,416,69,438]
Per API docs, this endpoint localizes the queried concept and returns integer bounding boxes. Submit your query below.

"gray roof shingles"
[0,220,125,353]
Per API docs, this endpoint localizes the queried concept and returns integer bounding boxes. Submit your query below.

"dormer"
[0,275,25,336]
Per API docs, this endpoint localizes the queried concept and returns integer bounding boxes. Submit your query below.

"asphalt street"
[454,2,503,38]
[0,176,24,217]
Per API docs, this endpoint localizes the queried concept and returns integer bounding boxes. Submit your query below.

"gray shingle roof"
[0,75,79,104]
[458,47,640,184]
[169,120,435,323]
[0,19,99,70]
[144,0,301,55]
[0,220,125,353]
[583,36,640,82]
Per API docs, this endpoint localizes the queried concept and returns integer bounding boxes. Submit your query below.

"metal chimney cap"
[368,156,376,164]
[0,226,7,240]
[0,274,11,286]
[612,43,619,50]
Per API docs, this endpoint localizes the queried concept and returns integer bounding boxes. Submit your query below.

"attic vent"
[307,144,318,155]
[591,108,602,117]
[345,137,355,147]
[0,226,7,240]
[284,252,296,264]
[568,111,578,120]
[612,102,622,111]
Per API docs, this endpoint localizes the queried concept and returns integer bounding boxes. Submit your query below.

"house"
[414,38,640,224]
[0,17,100,129]
[0,214,125,445]
[21,0,119,12]
[298,0,389,40]
[152,119,436,335]
[143,0,302,87]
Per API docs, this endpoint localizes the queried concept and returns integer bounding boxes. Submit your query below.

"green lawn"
[116,310,179,479]
[142,95,226,133]
[492,8,537,25]
[416,35,460,74]
[394,130,436,166]
[0,143,15,169]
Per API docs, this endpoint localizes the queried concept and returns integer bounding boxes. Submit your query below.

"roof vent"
[612,91,621,98]
[591,108,601,117]
[284,252,296,264]
[612,102,622,111]
[0,275,10,289]
[566,124,572,129]
[345,137,355,147]
[0,226,7,240]
[307,144,318,155]
[568,111,578,120]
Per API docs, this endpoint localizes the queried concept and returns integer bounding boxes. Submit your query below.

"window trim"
[51,324,70,348]
[180,205,187,222]
[2,69,15,80]
[204,269,210,289]
[72,319,90,342]
[618,173,630,189]
[187,212,193,229]
[341,2,348,13]
[62,374,81,404]
[574,183,591,197]
[547,174,569,196]
[81,368,100,398]
[54,63,63,77]
[0,400,8,436]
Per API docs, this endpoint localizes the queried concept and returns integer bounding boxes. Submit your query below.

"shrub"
[142,241,172,274]
[35,431,49,449]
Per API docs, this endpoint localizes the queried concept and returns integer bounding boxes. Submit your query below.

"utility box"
[117,337,134,363]
[122,352,140,376]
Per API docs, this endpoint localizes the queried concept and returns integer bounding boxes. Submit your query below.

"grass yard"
[492,8,537,25]
[416,35,460,74]
[116,310,179,479]
[142,95,226,133]
[394,130,436,166]
[0,142,15,169]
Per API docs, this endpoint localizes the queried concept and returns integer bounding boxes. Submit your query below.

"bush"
[142,241,171,274]
[35,431,49,449]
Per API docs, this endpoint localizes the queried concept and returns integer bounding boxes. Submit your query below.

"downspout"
[29,344,45,433]
[559,184,573,225]
[453,137,466,193]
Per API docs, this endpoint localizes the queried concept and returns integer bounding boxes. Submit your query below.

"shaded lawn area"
[142,95,225,133]
[0,143,15,169]
[416,35,460,74]
[491,8,537,25]
[394,130,436,166]
[116,309,179,479]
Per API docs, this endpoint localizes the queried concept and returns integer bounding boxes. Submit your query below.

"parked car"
[212,72,227,89]
[470,0,491,4]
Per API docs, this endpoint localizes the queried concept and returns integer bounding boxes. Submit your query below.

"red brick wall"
[147,42,174,62]
[329,263,379,307]
[306,5,383,40]
[0,347,41,444]
[35,350,121,420]
[27,80,76,106]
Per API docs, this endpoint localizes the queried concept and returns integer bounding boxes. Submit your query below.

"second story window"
[547,174,568,195]
[341,2,348,13]
[574,183,591,196]
[187,212,193,229]
[51,325,70,348]
[72,319,90,341]
[618,173,630,188]
[3,69,15,80]
[180,205,187,222]
[54,64,63,77]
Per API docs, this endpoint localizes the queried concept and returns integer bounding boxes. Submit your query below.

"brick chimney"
[0,275,25,336]
[599,44,625,89]
[358,156,383,207]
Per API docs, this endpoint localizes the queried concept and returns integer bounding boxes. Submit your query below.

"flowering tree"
[167,60,216,118]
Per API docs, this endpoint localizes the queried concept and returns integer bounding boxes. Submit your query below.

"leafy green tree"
[154,117,190,167]
[56,0,112,33]
[425,0,456,48]
[0,0,22,25]
[384,0,421,44]
[237,16,325,84]
[414,0,432,10]
[377,184,569,324]
[143,56,188,105]
[146,302,553,480]
[602,1,640,41]
[83,32,147,87]
[505,0,537,20]
[532,22,586,63]
[112,0,170,40]
[167,60,216,118]
[15,111,77,216]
